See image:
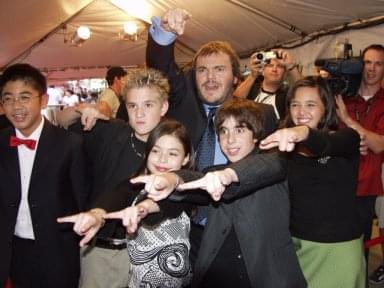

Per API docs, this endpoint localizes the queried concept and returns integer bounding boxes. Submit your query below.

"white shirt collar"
[15,116,45,141]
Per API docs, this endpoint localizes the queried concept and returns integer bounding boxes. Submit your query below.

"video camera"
[314,57,363,97]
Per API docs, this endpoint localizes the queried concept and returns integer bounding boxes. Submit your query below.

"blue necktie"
[195,107,217,172]
[194,107,217,226]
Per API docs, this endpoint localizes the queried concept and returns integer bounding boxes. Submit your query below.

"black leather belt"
[94,238,127,250]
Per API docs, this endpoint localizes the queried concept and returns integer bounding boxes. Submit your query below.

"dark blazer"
[146,34,277,148]
[176,151,307,288]
[0,120,87,287]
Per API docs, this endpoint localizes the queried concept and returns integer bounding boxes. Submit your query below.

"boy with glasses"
[0,63,87,288]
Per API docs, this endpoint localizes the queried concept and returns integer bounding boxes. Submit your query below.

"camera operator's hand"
[249,52,264,78]
[274,49,296,70]
[273,49,301,81]
[161,8,192,36]
[336,95,371,155]
[335,95,352,124]
[359,134,368,156]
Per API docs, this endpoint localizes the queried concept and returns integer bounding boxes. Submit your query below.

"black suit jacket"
[176,151,307,288]
[0,120,87,287]
[146,34,277,149]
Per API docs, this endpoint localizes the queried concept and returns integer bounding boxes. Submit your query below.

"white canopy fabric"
[1,0,384,81]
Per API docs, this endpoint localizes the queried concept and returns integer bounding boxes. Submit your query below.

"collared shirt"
[344,88,384,196]
[14,116,45,239]
[149,16,177,46]
[202,104,228,166]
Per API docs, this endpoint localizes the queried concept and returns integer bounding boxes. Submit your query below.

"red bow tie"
[9,136,37,150]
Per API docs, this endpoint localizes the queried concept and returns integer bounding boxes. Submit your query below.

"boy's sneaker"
[370,264,384,285]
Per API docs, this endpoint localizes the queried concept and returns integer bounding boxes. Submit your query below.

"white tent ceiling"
[1,0,384,82]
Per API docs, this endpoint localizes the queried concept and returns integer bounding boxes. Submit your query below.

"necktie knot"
[9,136,37,150]
[207,107,217,120]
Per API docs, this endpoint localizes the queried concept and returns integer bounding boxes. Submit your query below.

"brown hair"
[215,97,264,140]
[192,41,241,80]
[362,44,384,59]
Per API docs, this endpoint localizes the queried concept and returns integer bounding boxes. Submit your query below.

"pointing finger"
[57,215,78,223]
[177,178,206,191]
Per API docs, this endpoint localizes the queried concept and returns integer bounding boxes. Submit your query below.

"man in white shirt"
[98,66,127,118]
[234,50,301,120]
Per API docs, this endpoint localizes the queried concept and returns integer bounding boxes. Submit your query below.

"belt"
[94,237,127,250]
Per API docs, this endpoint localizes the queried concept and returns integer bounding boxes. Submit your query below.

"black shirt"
[288,128,362,242]
[70,119,146,239]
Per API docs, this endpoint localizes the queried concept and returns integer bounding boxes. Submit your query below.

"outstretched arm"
[56,104,109,130]
[179,152,286,202]
[130,173,182,202]
[57,208,106,247]
[178,168,238,201]
[259,126,310,152]
[103,199,159,234]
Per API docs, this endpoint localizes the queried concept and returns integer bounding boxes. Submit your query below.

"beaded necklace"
[130,132,144,158]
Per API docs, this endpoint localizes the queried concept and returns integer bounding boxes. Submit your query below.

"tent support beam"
[226,0,305,37]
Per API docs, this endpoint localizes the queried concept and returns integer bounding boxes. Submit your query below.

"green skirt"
[292,236,366,288]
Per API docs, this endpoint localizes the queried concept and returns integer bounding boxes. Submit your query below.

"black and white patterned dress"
[127,211,191,288]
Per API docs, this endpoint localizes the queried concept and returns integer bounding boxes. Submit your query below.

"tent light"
[124,22,138,35]
[71,26,91,46]
[119,22,139,41]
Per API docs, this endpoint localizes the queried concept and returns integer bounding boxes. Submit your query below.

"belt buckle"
[108,238,126,246]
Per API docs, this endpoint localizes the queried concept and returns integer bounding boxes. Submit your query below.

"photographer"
[336,44,384,285]
[234,49,301,120]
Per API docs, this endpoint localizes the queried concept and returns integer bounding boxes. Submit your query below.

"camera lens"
[256,53,264,60]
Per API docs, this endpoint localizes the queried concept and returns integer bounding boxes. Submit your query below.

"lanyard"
[354,97,373,123]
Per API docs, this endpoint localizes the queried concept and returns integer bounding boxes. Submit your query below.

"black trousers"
[10,236,42,288]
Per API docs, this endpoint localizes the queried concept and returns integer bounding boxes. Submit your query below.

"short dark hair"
[0,63,47,96]
[106,66,127,86]
[215,97,264,140]
[283,76,338,132]
[192,41,241,80]
[362,44,384,59]
[136,118,194,175]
